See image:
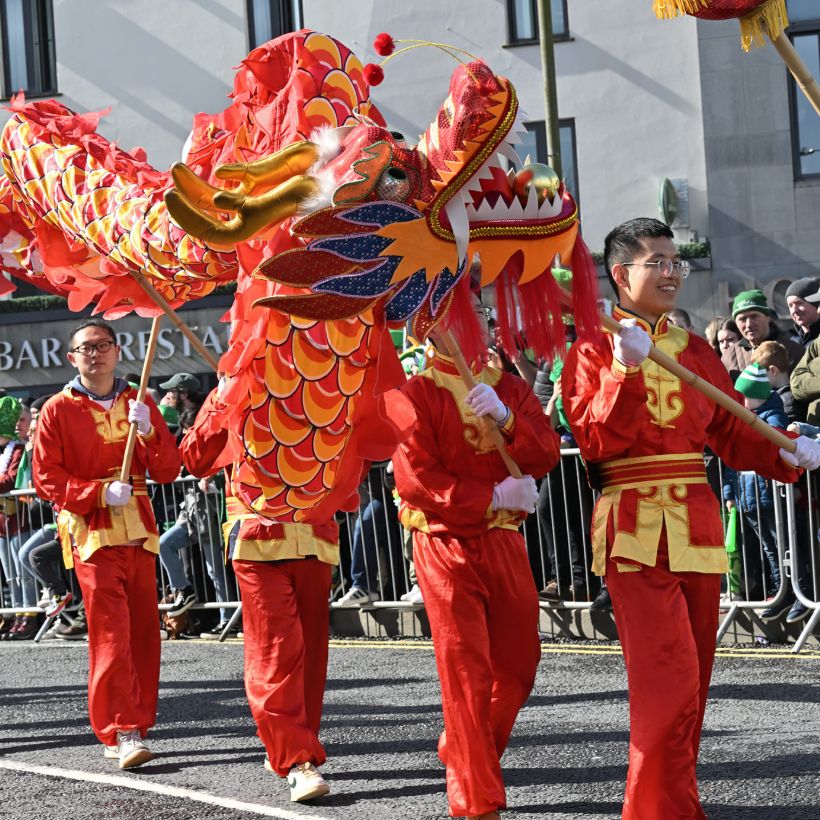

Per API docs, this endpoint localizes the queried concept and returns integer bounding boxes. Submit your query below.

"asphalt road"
[0,639,818,820]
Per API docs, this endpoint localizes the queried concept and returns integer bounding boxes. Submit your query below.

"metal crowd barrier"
[0,477,243,642]
[2,453,819,651]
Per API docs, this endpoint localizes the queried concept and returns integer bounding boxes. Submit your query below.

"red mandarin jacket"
[393,352,559,537]
[561,307,801,575]
[33,385,181,567]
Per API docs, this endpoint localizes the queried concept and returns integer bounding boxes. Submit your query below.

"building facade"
[0,0,818,394]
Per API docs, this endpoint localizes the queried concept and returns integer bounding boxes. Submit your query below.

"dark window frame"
[0,0,58,99]
[523,118,580,212]
[505,0,570,46]
[787,12,820,181]
[246,0,304,51]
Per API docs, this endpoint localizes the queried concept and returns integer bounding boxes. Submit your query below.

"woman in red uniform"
[393,296,559,820]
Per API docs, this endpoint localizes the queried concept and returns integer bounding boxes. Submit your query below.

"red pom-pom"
[363,63,384,86]
[373,32,395,56]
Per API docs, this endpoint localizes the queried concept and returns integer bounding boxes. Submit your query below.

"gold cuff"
[611,358,640,377]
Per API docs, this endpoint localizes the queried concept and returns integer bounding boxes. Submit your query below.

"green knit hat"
[0,396,22,439]
[734,363,771,400]
[732,289,774,319]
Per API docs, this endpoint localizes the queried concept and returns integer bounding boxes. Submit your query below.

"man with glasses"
[33,318,180,770]
[562,217,820,819]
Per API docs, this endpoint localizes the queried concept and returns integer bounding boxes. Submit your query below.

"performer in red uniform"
[180,387,336,803]
[561,218,820,819]
[392,296,560,820]
[33,318,180,769]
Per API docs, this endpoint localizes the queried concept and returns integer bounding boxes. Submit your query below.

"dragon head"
[253,58,596,362]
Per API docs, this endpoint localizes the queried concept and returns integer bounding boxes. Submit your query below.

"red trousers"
[606,538,721,820]
[72,545,160,746]
[414,529,541,818]
[233,558,331,776]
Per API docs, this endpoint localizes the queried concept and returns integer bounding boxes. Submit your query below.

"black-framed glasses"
[70,340,116,356]
[622,259,691,279]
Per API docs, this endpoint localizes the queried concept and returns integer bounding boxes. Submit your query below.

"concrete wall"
[42,0,248,169]
[3,1,815,341]
[697,16,820,322]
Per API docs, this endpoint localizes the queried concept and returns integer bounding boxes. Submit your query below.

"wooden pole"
[438,328,523,478]
[597,310,797,453]
[119,315,163,483]
[128,272,221,372]
[769,32,820,118]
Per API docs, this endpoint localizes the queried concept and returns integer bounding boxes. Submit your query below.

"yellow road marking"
[328,639,820,659]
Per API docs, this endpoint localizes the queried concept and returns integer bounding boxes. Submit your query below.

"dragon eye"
[390,131,406,143]
[376,166,410,201]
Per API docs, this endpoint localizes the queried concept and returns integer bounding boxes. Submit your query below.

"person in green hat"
[721,288,803,381]
[722,363,792,616]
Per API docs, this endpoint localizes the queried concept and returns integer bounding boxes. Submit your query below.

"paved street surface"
[0,639,818,820]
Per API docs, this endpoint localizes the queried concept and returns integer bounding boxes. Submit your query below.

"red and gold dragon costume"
[0,29,598,524]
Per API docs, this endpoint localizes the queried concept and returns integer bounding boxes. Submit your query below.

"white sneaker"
[287,761,330,802]
[116,730,153,769]
[400,584,423,604]
[333,587,378,608]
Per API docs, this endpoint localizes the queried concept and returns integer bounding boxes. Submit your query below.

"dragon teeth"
[444,189,471,264]
[522,183,540,218]
[538,192,564,219]
[497,142,523,170]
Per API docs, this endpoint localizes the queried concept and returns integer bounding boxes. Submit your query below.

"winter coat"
[789,319,820,349]
[790,338,820,425]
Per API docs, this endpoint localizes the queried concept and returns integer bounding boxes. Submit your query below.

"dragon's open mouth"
[404,67,578,277]
[439,116,574,256]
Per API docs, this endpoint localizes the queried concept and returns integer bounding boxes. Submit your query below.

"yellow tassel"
[653,0,708,20]
[738,0,789,51]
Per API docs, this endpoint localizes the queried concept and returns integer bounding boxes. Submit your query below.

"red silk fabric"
[233,558,332,776]
[72,545,161,746]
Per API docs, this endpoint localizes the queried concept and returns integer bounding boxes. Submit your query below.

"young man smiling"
[562,218,820,819]
[34,318,180,769]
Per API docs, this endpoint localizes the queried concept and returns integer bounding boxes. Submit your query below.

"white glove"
[105,481,132,507]
[613,318,651,368]
[780,436,820,471]
[128,400,152,436]
[491,475,538,513]
[465,383,508,423]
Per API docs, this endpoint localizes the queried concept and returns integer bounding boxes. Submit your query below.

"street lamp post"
[536,0,561,178]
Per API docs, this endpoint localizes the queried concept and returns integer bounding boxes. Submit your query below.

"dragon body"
[0,29,597,523]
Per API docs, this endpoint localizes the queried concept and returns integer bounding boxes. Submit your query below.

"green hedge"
[0,294,67,313]
[0,280,238,315]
